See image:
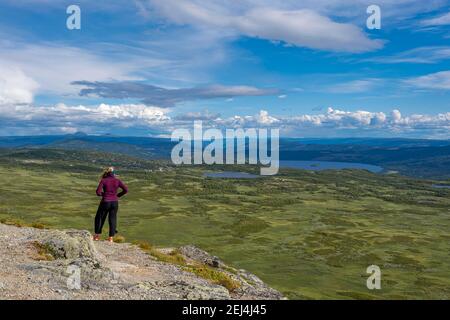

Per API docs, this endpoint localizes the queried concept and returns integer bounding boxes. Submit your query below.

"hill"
[0,135,449,178]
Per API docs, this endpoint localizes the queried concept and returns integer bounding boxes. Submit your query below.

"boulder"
[36,229,98,261]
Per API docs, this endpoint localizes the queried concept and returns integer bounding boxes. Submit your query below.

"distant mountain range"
[0,134,175,159]
[0,134,449,179]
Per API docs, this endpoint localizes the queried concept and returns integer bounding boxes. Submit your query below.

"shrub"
[1,218,27,227]
[132,240,153,251]
[185,266,240,292]
[149,248,186,265]
[113,235,126,243]
[1,219,49,229]
[31,222,48,229]
[32,241,55,261]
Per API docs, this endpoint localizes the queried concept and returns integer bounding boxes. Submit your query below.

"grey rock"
[179,245,223,268]
[36,229,98,261]
[128,280,231,300]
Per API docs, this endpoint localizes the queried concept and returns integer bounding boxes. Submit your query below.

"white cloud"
[267,0,447,22]
[256,110,280,125]
[237,8,382,52]
[145,0,448,27]
[148,0,383,53]
[214,108,449,138]
[0,65,38,105]
[214,108,449,136]
[0,42,165,97]
[0,102,171,133]
[391,109,402,122]
[286,107,389,128]
[366,46,450,64]
[422,12,450,26]
[405,70,450,90]
[7,0,445,25]
[327,79,381,93]
[94,103,170,124]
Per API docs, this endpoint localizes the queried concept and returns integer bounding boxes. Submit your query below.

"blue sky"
[0,0,449,138]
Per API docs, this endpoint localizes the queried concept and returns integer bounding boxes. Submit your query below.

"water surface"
[432,184,450,189]
[204,161,383,179]
[280,160,383,173]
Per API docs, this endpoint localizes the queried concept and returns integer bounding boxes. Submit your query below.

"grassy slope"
[0,151,449,299]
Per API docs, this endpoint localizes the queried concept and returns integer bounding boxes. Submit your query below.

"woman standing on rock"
[94,167,128,242]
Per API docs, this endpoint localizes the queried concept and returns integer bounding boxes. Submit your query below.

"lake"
[204,160,383,178]
[432,184,450,189]
[279,160,383,173]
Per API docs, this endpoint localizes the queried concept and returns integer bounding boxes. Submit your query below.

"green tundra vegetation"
[0,148,449,299]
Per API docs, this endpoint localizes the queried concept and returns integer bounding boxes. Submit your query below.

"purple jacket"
[96,174,128,202]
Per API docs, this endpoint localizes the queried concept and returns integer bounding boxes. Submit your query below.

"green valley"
[0,148,449,299]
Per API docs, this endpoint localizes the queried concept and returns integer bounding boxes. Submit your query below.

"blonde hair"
[101,166,115,179]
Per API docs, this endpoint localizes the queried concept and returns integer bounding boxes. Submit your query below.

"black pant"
[94,201,119,237]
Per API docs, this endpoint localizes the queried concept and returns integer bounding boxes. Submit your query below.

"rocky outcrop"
[179,245,223,268]
[0,223,284,300]
[178,245,284,300]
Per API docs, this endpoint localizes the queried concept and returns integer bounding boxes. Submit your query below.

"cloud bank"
[0,102,448,138]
